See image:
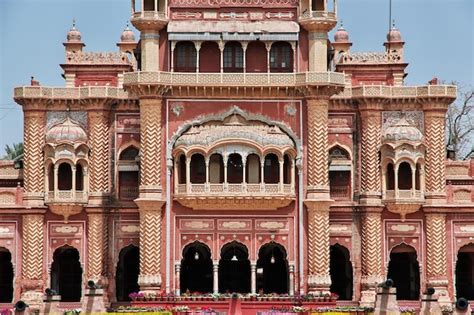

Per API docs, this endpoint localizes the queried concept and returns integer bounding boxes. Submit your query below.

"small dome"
[384,118,423,142]
[387,26,402,42]
[334,25,350,43]
[67,20,82,43]
[120,25,135,42]
[46,117,87,144]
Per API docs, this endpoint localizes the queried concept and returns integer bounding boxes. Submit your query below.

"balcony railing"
[123,71,346,87]
[119,186,139,201]
[176,183,294,196]
[46,191,88,203]
[384,190,423,200]
[132,11,167,19]
[299,10,337,20]
[335,85,457,99]
[14,86,130,100]
[330,185,351,200]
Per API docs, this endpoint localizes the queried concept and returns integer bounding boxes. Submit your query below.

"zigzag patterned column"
[136,98,165,292]
[425,213,450,304]
[424,109,446,203]
[359,106,382,202]
[305,98,331,293]
[23,111,45,205]
[21,214,44,305]
[88,110,110,202]
[86,212,108,282]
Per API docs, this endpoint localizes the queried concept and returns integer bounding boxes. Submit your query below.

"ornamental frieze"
[169,0,299,7]
[46,111,88,131]
[382,111,424,135]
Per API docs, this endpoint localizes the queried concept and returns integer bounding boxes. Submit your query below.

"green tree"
[2,142,24,160]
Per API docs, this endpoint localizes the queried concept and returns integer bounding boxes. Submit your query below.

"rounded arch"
[57,162,73,191]
[328,143,352,161]
[256,242,289,294]
[227,153,244,184]
[270,41,293,73]
[181,241,213,294]
[329,244,353,300]
[51,245,83,302]
[397,161,413,190]
[263,153,280,184]
[174,41,197,72]
[118,144,140,161]
[219,241,250,293]
[115,245,139,301]
[0,247,13,303]
[224,41,244,73]
[387,243,420,300]
[455,243,474,300]
[262,148,284,160]
[169,106,301,161]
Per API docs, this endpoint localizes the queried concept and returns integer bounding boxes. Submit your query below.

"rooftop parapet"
[65,51,132,65]
[334,85,457,100]
[14,86,131,101]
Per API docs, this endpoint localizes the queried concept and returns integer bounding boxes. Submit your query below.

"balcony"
[177,183,293,195]
[384,190,423,200]
[46,191,88,204]
[335,85,457,100]
[330,185,351,200]
[123,71,346,88]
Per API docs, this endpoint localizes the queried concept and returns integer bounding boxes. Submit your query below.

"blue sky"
[0,0,473,156]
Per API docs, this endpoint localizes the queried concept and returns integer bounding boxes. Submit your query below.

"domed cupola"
[387,22,403,43]
[334,24,350,43]
[383,117,423,143]
[46,117,87,144]
[120,24,135,43]
[66,20,82,43]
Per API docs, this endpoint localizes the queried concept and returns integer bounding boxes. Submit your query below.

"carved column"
[88,110,110,203]
[135,97,165,292]
[423,109,447,203]
[21,214,45,305]
[305,97,331,294]
[213,262,219,294]
[86,212,108,284]
[250,262,257,294]
[359,104,382,203]
[23,111,45,206]
[425,213,450,304]
[359,209,384,306]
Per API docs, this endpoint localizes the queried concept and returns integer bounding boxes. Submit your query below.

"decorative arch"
[328,143,352,161]
[328,144,352,200]
[51,245,83,302]
[118,141,140,161]
[256,242,289,294]
[219,241,251,293]
[329,243,353,300]
[455,243,474,300]
[0,247,13,303]
[115,245,139,301]
[180,241,213,294]
[387,243,420,300]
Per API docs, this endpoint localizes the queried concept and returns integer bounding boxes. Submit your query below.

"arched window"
[190,154,206,184]
[283,154,291,184]
[175,42,197,72]
[0,248,13,303]
[118,147,139,201]
[178,154,187,184]
[224,42,243,73]
[200,42,220,72]
[116,245,140,301]
[209,154,224,184]
[312,0,325,10]
[270,42,293,73]
[58,163,73,190]
[51,246,83,302]
[246,154,261,184]
[329,146,351,200]
[76,164,84,191]
[455,243,474,300]
[227,153,243,184]
[386,163,395,190]
[387,244,420,300]
[219,241,250,293]
[330,244,353,300]
[398,162,412,190]
[264,154,279,184]
[256,242,289,294]
[181,241,213,294]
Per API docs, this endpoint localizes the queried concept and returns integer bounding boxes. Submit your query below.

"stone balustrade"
[14,86,131,100]
[45,190,88,204]
[335,85,457,99]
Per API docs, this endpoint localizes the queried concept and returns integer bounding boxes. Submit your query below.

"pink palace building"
[0,0,473,312]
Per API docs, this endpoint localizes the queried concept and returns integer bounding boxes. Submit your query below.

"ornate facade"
[0,0,473,312]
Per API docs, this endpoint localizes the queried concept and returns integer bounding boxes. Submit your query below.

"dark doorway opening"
[219,241,250,293]
[180,241,213,294]
[455,243,474,300]
[256,242,288,294]
[0,248,13,302]
[51,246,82,302]
[116,245,140,301]
[329,244,353,300]
[387,244,420,300]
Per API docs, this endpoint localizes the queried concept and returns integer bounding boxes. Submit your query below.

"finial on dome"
[387,19,402,42]
[72,18,76,28]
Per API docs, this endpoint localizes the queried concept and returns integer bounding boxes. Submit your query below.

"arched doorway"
[180,241,213,294]
[387,244,420,300]
[256,242,288,294]
[455,243,474,300]
[329,244,353,300]
[116,245,140,301]
[51,246,82,302]
[0,247,13,302]
[219,241,250,293]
